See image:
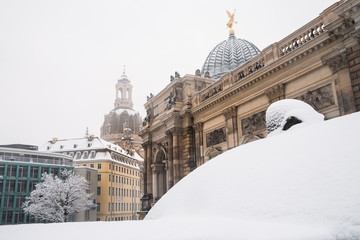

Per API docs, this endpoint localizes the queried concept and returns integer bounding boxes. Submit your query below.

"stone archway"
[152,149,167,201]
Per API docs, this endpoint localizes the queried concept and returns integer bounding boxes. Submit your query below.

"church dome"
[201,33,261,79]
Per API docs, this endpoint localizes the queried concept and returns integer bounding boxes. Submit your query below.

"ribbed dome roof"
[201,33,260,79]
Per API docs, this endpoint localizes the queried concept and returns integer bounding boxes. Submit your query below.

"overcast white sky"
[0,0,338,146]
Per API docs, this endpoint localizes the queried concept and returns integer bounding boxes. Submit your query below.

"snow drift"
[1,102,360,240]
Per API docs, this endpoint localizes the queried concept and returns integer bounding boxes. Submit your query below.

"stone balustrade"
[279,18,325,57]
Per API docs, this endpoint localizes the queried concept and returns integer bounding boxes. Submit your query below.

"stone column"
[141,142,148,195]
[152,168,158,200]
[222,106,238,149]
[322,51,356,115]
[165,130,173,189]
[171,128,182,184]
[193,122,204,166]
[145,141,153,194]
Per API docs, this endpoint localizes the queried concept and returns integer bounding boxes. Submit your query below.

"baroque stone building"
[139,0,360,217]
[100,70,143,156]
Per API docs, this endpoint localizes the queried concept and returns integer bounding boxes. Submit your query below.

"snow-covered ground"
[1,105,360,240]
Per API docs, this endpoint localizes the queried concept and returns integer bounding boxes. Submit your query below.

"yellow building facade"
[40,135,142,221]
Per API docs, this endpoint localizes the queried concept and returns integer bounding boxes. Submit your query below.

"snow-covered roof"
[2,110,360,239]
[39,136,142,166]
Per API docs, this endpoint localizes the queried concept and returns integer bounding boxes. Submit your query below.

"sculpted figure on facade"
[241,111,266,135]
[296,85,335,111]
[206,127,226,147]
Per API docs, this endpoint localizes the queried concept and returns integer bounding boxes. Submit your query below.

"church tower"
[114,67,133,109]
[100,67,143,156]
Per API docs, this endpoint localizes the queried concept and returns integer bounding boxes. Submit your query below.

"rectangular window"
[112,187,114,196]
[97,174,101,181]
[0,165,5,176]
[97,163,101,169]
[116,188,118,196]
[85,210,90,220]
[5,180,16,192]
[90,164,94,168]
[116,166,118,171]
[108,202,110,211]
[3,195,14,208]
[109,174,111,181]
[108,187,111,196]
[109,164,111,169]
[17,180,27,193]
[18,166,28,178]
[86,171,91,181]
[97,187,101,195]
[116,176,118,183]
[97,203,100,212]
[52,168,59,177]
[15,195,26,208]
[112,203,114,211]
[2,211,13,225]
[14,211,24,224]
[30,166,39,178]
[112,175,114,182]
[29,180,38,192]
[7,165,17,177]
[40,167,49,176]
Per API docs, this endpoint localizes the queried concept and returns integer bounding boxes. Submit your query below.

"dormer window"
[47,146,51,150]
[83,151,89,159]
[87,143,92,147]
[90,151,96,159]
[75,152,81,159]
[74,144,78,148]
[60,145,64,149]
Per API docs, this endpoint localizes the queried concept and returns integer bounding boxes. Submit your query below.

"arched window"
[75,152,81,159]
[90,151,96,159]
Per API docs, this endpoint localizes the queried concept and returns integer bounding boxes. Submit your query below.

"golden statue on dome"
[226,9,237,34]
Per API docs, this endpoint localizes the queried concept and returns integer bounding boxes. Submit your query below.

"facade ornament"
[193,122,203,133]
[175,71,180,79]
[265,84,285,103]
[195,69,201,76]
[201,84,223,102]
[170,75,174,82]
[222,106,237,120]
[165,91,177,110]
[204,71,210,78]
[169,127,183,136]
[206,127,226,147]
[241,111,266,135]
[226,9,237,34]
[296,84,335,111]
[322,52,348,74]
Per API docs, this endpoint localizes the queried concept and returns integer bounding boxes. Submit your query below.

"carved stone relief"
[201,84,223,102]
[206,127,226,147]
[241,111,266,135]
[296,84,335,110]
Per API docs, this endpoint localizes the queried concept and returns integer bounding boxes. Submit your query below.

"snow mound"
[266,99,324,136]
[146,111,360,239]
[1,111,360,240]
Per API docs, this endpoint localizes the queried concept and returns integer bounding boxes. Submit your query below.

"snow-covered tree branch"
[23,169,94,223]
